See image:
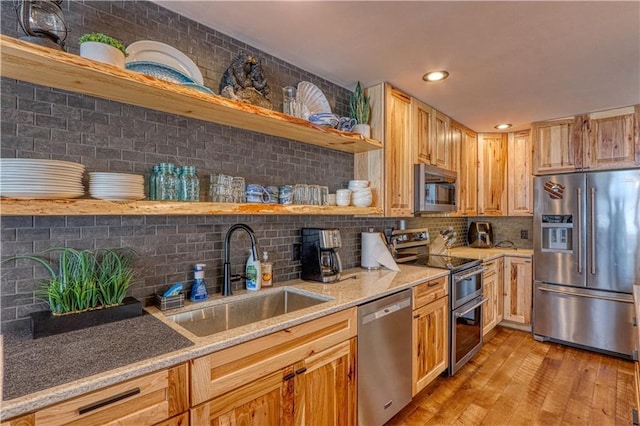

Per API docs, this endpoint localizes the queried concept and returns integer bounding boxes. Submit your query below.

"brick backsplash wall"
[0,1,530,331]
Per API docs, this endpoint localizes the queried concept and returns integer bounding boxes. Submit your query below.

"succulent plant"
[349,81,370,125]
[78,32,127,56]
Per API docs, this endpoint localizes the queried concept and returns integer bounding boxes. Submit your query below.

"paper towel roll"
[361,232,400,271]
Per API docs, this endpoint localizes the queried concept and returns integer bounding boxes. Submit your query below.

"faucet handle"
[230,274,245,282]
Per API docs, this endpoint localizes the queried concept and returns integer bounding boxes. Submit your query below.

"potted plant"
[8,247,141,338]
[78,32,127,68]
[349,81,371,138]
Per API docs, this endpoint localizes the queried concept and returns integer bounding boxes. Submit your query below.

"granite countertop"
[450,246,534,261]
[1,264,448,420]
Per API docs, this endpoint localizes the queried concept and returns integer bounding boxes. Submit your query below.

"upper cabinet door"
[434,111,451,170]
[384,85,414,217]
[448,121,462,175]
[531,116,585,175]
[585,106,639,170]
[507,130,533,216]
[413,99,433,165]
[477,133,507,216]
[455,128,478,217]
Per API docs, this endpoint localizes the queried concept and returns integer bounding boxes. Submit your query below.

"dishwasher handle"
[360,297,411,325]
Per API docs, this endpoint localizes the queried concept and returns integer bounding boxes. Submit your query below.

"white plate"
[2,184,84,191]
[0,158,85,172]
[91,194,145,201]
[0,191,84,199]
[297,81,331,119]
[126,41,203,85]
[1,177,83,184]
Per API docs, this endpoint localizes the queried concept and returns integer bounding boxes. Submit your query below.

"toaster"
[468,221,493,248]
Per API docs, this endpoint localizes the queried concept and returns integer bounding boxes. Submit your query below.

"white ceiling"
[155,1,640,132]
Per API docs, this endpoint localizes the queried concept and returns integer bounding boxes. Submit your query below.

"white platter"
[0,158,85,171]
[297,81,331,119]
[126,40,203,85]
[91,194,145,201]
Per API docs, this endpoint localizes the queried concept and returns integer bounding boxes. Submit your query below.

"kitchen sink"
[166,287,332,337]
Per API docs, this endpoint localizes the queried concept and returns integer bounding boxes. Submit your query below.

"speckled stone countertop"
[450,246,533,261]
[0,264,447,420]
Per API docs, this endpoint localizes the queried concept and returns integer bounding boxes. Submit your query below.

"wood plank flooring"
[387,326,635,426]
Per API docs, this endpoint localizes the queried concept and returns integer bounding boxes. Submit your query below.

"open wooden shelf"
[0,35,382,154]
[0,199,383,216]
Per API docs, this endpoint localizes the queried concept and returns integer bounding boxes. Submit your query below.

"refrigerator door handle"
[577,187,583,274]
[538,286,632,304]
[590,187,596,275]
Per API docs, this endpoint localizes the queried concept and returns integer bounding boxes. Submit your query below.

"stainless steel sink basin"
[166,287,332,337]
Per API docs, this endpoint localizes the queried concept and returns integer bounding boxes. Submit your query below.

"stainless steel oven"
[451,264,485,309]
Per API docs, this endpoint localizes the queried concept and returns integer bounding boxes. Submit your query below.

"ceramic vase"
[79,42,125,68]
[352,123,371,138]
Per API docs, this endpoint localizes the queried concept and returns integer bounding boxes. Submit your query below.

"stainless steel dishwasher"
[357,289,412,426]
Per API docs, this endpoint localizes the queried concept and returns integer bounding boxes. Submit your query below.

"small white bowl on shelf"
[348,180,369,191]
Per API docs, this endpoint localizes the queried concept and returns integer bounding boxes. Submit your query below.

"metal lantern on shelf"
[15,0,68,50]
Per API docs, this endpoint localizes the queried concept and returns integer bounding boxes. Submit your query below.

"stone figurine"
[219,51,273,109]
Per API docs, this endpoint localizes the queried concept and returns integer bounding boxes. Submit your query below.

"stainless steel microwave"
[414,164,457,213]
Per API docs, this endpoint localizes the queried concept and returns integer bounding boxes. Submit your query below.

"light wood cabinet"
[455,127,478,217]
[532,105,639,175]
[356,83,414,217]
[477,133,508,216]
[507,130,533,216]
[503,256,533,325]
[414,99,434,165]
[412,275,449,396]
[434,111,452,170]
[482,258,503,335]
[1,364,189,426]
[190,309,357,425]
[191,339,356,426]
[448,121,462,176]
[532,116,584,174]
[586,106,639,170]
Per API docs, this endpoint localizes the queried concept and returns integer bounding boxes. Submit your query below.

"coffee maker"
[301,228,343,283]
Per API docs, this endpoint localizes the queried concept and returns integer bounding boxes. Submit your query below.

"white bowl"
[352,198,372,207]
[348,180,369,190]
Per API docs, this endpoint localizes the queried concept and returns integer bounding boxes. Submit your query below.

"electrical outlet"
[520,230,529,239]
[292,243,301,261]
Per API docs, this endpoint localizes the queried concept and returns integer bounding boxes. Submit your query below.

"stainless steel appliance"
[357,289,412,426]
[414,164,457,213]
[301,228,343,283]
[533,170,640,358]
[391,227,487,375]
[468,221,494,248]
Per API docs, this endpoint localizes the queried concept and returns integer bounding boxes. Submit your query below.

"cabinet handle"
[295,367,307,375]
[427,280,441,287]
[413,314,420,319]
[283,372,296,381]
[78,387,140,415]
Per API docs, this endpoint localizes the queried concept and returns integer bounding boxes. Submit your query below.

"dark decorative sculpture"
[219,51,272,109]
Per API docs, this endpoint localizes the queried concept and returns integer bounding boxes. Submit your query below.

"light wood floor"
[387,326,635,426]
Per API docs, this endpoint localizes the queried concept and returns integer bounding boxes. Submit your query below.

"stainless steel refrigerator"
[533,169,640,358]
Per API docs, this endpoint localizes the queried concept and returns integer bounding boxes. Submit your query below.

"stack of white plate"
[0,159,85,199]
[89,172,145,201]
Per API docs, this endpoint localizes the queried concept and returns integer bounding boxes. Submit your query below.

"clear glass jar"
[157,162,177,201]
[178,166,200,201]
[149,165,159,200]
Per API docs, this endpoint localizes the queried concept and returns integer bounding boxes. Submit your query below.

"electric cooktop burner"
[411,254,481,272]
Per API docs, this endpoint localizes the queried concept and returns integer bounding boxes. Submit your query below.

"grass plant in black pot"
[8,247,141,338]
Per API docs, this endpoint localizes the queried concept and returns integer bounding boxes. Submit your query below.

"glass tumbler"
[294,184,309,204]
[283,86,298,117]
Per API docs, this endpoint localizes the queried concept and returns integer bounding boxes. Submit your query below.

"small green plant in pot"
[78,32,127,68]
[6,248,140,338]
[349,81,371,138]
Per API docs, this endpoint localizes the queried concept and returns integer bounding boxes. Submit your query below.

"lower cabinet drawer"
[413,275,448,309]
[4,364,188,426]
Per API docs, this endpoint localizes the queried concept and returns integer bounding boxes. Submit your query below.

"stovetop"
[409,254,481,272]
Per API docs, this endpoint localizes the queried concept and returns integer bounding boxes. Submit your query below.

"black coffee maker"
[301,228,343,283]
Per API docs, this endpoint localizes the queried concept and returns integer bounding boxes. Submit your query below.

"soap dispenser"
[190,263,209,302]
[245,251,261,291]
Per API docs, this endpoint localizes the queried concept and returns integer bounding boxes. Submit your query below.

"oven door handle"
[454,297,489,317]
[454,267,486,282]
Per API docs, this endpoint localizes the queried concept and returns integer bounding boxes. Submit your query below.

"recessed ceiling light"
[494,123,512,130]
[422,70,449,82]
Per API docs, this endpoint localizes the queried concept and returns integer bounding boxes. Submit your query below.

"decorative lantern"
[15,0,68,50]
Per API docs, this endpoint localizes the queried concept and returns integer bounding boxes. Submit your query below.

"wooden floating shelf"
[0,199,383,216]
[0,35,383,154]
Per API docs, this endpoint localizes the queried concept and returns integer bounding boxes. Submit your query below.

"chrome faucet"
[223,224,259,296]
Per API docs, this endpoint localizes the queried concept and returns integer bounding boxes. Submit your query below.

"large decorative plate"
[126,61,196,84]
[126,40,204,85]
[297,81,331,119]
